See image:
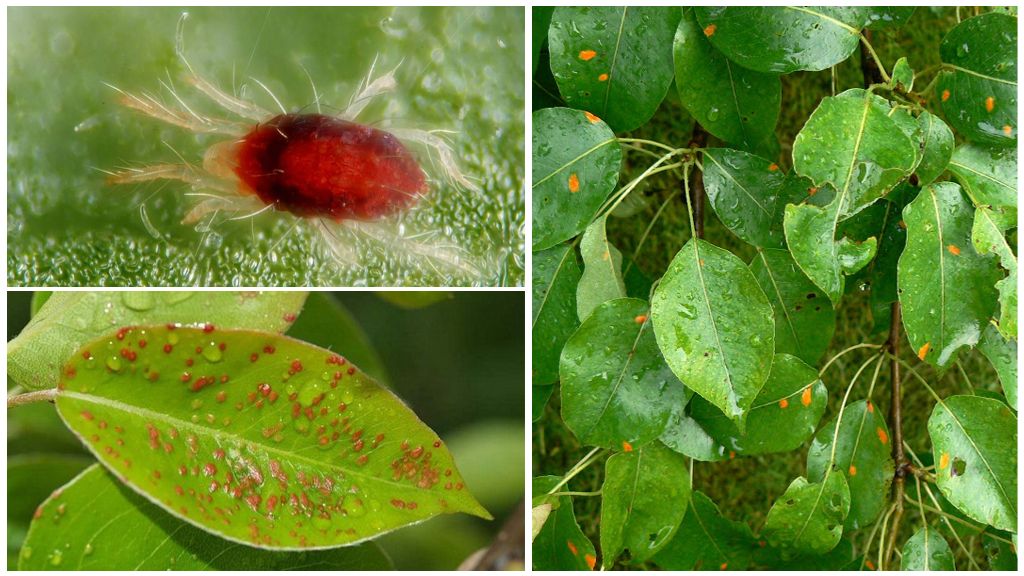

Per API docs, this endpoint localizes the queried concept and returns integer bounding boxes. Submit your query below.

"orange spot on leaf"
[941,89,950,102]
[1003,125,1013,136]
[634,315,647,324]
[728,450,736,460]
[848,465,857,476]
[768,163,779,172]
[939,452,950,469]
[622,441,633,452]
[703,23,717,37]
[579,49,597,61]
[801,386,812,407]
[947,244,961,256]
[719,562,728,570]
[867,401,874,413]
[866,559,877,570]
[917,342,931,360]
[598,73,609,82]
[877,427,889,445]
[583,111,601,124]
[567,540,579,555]
[807,186,818,196]
[779,398,789,409]
[985,96,995,112]
[568,173,580,193]
[585,554,596,570]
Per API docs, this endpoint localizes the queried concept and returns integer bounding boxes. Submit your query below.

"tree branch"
[883,302,906,568]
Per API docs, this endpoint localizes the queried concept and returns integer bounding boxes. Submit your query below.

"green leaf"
[690,354,827,456]
[576,216,626,320]
[532,476,596,570]
[977,324,1017,409]
[19,464,391,570]
[8,291,307,391]
[750,248,835,364]
[898,182,1000,369]
[659,403,727,462]
[984,532,1017,570]
[762,472,850,558]
[532,107,622,250]
[947,143,1017,208]
[532,244,582,386]
[287,293,387,383]
[793,89,917,219]
[865,7,915,29]
[651,239,775,428]
[913,112,954,187]
[900,526,955,570]
[548,7,680,132]
[784,194,878,304]
[652,491,756,571]
[560,298,684,450]
[891,57,914,92]
[695,7,869,73]
[55,326,489,549]
[929,394,1017,532]
[375,292,451,310]
[532,384,554,422]
[674,9,780,150]
[972,205,1017,339]
[807,400,895,529]
[532,7,554,76]
[600,441,690,567]
[702,148,789,248]
[936,12,1017,146]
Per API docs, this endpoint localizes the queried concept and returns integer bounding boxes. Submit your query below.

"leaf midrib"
[533,246,574,329]
[533,138,617,188]
[949,159,1014,192]
[691,241,740,416]
[581,311,650,442]
[927,189,948,357]
[756,250,801,352]
[704,151,771,216]
[600,7,629,117]
[784,6,860,34]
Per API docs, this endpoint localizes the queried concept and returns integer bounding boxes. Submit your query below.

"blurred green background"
[8,291,525,570]
[8,7,524,286]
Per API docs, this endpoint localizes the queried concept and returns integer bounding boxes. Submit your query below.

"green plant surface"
[7,6,524,287]
[900,526,956,570]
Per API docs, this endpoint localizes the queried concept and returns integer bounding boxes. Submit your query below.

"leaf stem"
[7,388,58,408]
[858,31,891,84]
[819,342,883,377]
[550,490,602,498]
[547,446,604,496]
[616,137,684,153]
[682,162,698,240]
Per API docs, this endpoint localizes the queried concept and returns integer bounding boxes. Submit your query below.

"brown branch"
[7,388,57,408]
[883,302,906,568]
[686,125,708,239]
[459,501,525,571]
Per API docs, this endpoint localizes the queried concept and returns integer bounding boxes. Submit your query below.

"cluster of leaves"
[532,6,1017,570]
[8,291,493,570]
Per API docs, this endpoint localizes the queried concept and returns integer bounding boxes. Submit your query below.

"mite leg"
[182,194,266,226]
[344,219,481,279]
[386,128,480,192]
[185,74,270,122]
[105,83,247,136]
[340,57,400,121]
[315,218,362,266]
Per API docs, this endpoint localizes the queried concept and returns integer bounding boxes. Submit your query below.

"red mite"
[234,114,428,220]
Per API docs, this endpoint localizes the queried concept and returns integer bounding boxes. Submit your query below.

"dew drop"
[121,292,156,311]
[83,543,94,556]
[106,356,123,372]
[202,344,223,363]
[50,549,63,566]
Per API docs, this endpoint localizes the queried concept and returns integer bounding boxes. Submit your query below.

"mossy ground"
[533,7,1007,570]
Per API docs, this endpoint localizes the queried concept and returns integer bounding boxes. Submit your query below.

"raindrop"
[121,292,155,311]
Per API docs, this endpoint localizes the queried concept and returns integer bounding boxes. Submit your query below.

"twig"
[883,304,905,568]
[7,388,58,408]
[459,501,524,570]
[686,125,708,239]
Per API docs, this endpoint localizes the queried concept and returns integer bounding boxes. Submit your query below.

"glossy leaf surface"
[690,354,826,455]
[651,239,775,427]
[532,244,582,386]
[674,10,780,150]
[750,248,835,364]
[532,107,622,250]
[287,293,387,383]
[19,465,391,570]
[898,182,1000,369]
[793,90,917,219]
[600,442,689,567]
[532,476,595,571]
[652,491,756,571]
[928,395,1017,532]
[807,400,895,529]
[694,7,868,73]
[972,205,1017,339]
[762,472,850,558]
[977,324,1017,409]
[561,298,684,449]
[900,527,955,570]
[936,12,1017,146]
[8,291,307,391]
[55,326,488,549]
[947,143,1017,208]
[549,7,679,132]
[784,195,878,304]
[865,7,915,29]
[576,216,626,320]
[659,405,727,463]
[891,57,914,92]
[702,148,788,248]
[913,112,955,186]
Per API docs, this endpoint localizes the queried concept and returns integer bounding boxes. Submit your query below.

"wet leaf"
[891,57,914,92]
[691,354,826,456]
[651,239,775,428]
[674,9,780,151]
[913,112,954,187]
[807,400,895,530]
[532,385,554,422]
[947,143,1017,208]
[560,298,685,449]
[936,12,1017,146]
[750,248,835,364]
[659,401,727,463]
[576,216,626,320]
[977,324,1017,409]
[762,472,850,558]
[532,244,582,386]
[793,89,917,220]
[8,291,307,392]
[54,326,489,550]
[701,148,789,248]
[865,7,915,29]
[900,526,955,570]
[928,394,1017,532]
[548,7,680,132]
[532,107,622,250]
[532,7,554,76]
[983,532,1017,570]
[532,476,596,571]
[600,441,689,567]
[784,194,878,304]
[694,7,869,73]
[651,491,756,571]
[972,205,1017,339]
[898,182,1000,370]
[286,293,387,383]
[19,464,391,569]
